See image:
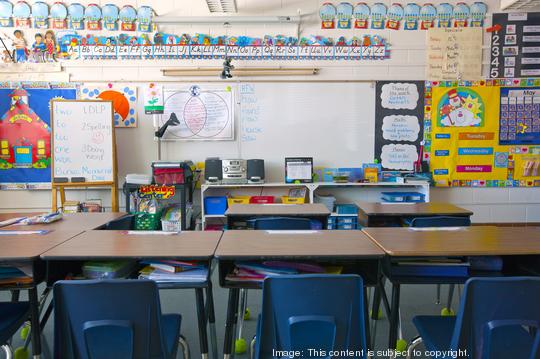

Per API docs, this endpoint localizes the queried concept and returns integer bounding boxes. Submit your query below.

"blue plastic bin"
[204,196,228,215]
[336,204,359,215]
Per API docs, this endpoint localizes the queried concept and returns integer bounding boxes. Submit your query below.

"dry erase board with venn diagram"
[374,81,425,171]
[159,85,234,141]
[51,100,115,183]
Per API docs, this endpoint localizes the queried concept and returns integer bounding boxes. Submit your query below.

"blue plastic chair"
[0,302,30,357]
[54,279,189,359]
[253,217,312,230]
[254,275,368,359]
[407,277,540,359]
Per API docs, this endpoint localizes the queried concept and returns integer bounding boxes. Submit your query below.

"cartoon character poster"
[81,84,137,127]
[430,86,506,185]
[0,87,77,184]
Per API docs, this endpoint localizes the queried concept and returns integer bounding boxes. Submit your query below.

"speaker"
[205,158,222,183]
[247,159,265,183]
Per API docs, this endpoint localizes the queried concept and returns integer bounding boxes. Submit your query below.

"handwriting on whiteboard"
[382,115,420,142]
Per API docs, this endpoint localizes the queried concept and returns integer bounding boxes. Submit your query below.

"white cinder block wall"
[1,0,539,223]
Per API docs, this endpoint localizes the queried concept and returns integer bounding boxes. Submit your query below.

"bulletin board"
[375,81,425,171]
[0,87,77,185]
[425,79,540,187]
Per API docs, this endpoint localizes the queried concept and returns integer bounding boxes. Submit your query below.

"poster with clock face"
[490,12,540,79]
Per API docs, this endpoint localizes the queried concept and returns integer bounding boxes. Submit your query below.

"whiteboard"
[51,100,115,183]
[162,82,376,182]
[158,85,234,141]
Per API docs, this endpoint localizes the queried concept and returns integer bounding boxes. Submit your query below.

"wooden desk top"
[363,226,540,256]
[215,230,384,259]
[0,212,43,221]
[41,230,223,260]
[0,230,81,260]
[225,204,330,217]
[356,201,473,217]
[3,212,127,231]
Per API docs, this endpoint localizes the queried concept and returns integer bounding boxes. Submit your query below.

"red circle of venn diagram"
[183,96,207,135]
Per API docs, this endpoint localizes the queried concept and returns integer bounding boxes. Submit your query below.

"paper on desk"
[409,227,466,231]
[0,230,50,235]
[0,217,27,228]
[265,230,320,234]
[125,231,179,235]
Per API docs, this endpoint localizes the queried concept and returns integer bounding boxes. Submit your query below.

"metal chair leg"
[406,336,423,359]
[436,285,441,304]
[1,345,13,359]
[250,336,256,359]
[179,334,191,359]
[446,284,455,311]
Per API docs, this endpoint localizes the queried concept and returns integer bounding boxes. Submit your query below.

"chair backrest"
[253,217,312,230]
[408,216,471,227]
[256,275,367,359]
[54,279,168,359]
[102,215,135,230]
[451,277,540,359]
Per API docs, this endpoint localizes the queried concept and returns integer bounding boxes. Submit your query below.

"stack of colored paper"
[225,261,343,283]
[138,260,208,283]
[0,264,32,286]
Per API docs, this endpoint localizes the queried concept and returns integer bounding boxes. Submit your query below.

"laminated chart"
[159,85,234,141]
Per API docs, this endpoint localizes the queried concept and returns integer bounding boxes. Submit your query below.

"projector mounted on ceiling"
[206,0,237,13]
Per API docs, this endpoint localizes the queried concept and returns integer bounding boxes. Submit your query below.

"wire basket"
[134,212,161,230]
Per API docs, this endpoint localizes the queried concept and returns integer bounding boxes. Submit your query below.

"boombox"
[204,158,265,184]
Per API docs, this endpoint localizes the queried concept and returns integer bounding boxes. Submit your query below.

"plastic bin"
[381,192,426,203]
[314,194,336,212]
[337,223,357,230]
[337,216,357,225]
[161,220,181,232]
[250,196,274,204]
[205,196,228,215]
[227,196,251,206]
[336,204,358,215]
[281,196,305,204]
[153,168,185,185]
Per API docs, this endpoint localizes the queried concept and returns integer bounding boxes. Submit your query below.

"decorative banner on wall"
[159,85,234,141]
[50,33,389,62]
[0,86,77,184]
[489,12,540,79]
[375,81,425,171]
[0,1,155,31]
[81,84,137,128]
[425,80,540,187]
[320,2,486,30]
[427,27,483,81]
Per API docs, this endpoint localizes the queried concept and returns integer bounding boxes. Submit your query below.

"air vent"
[206,0,237,13]
[501,0,540,11]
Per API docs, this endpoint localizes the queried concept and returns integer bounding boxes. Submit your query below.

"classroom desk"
[356,201,473,227]
[0,229,81,358]
[41,230,222,359]
[363,226,540,349]
[215,230,385,358]
[225,203,331,229]
[3,212,127,231]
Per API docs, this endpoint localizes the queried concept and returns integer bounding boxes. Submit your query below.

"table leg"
[195,288,209,359]
[371,278,384,320]
[29,287,41,358]
[363,287,372,350]
[388,283,401,350]
[223,288,240,359]
[206,283,218,359]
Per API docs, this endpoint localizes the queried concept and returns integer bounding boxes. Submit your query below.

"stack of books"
[225,261,343,283]
[0,263,32,286]
[138,260,208,283]
[63,201,81,213]
[82,261,136,279]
